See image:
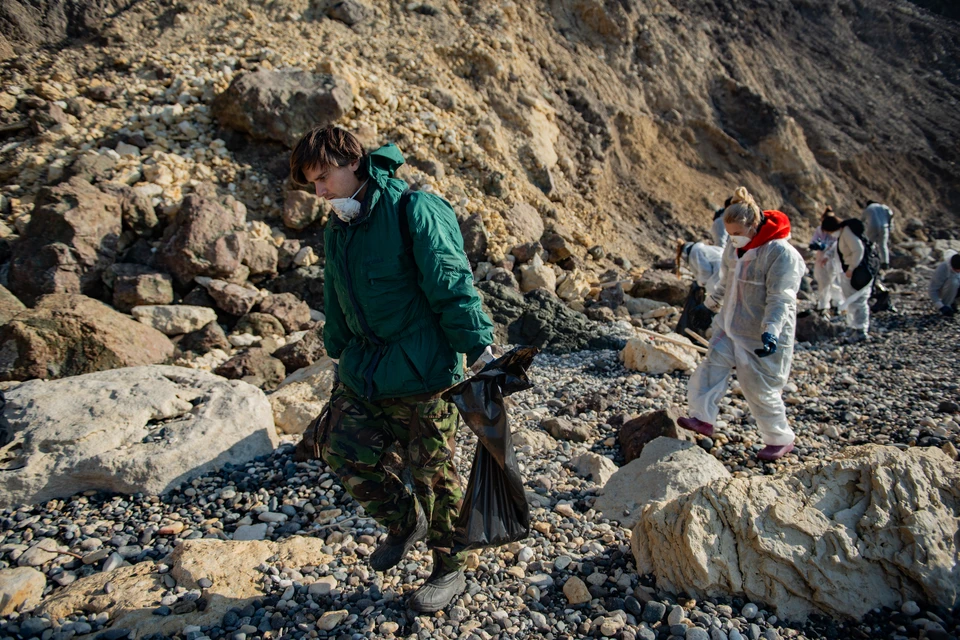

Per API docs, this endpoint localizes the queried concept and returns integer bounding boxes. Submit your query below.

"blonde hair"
[723,187,761,228]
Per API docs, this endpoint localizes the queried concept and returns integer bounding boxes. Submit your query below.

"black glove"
[754,332,778,358]
[941,305,955,317]
[808,241,826,252]
[880,262,890,270]
[689,303,714,331]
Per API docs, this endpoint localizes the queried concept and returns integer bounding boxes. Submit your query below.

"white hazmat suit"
[711,214,728,249]
[810,226,843,310]
[684,242,723,297]
[929,252,960,310]
[862,203,894,266]
[835,226,871,332]
[691,230,806,447]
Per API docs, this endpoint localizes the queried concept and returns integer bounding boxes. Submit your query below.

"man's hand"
[754,332,778,358]
[469,345,498,373]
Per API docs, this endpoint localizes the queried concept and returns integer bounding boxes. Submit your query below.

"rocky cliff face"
[0,0,957,266]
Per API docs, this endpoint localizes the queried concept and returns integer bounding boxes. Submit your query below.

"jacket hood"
[362,144,405,189]
[740,210,792,255]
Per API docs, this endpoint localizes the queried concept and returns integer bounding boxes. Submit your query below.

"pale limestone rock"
[571,451,618,486]
[620,335,698,374]
[1,366,278,509]
[131,305,218,336]
[39,538,332,638]
[268,357,336,434]
[519,254,556,293]
[556,270,591,302]
[595,437,729,528]
[0,567,46,615]
[631,445,960,621]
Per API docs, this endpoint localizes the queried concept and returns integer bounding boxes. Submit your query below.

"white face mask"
[829,230,841,239]
[729,235,751,248]
[329,180,368,222]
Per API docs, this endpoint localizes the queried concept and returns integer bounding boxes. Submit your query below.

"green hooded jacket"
[322,144,494,400]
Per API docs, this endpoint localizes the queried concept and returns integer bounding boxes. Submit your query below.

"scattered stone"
[562,576,591,605]
[258,293,312,333]
[619,407,686,462]
[620,335,699,374]
[214,348,286,391]
[131,305,218,336]
[0,568,46,615]
[541,417,591,442]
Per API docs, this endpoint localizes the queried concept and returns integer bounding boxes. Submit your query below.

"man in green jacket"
[290,126,495,612]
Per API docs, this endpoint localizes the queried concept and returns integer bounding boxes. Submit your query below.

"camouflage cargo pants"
[321,382,466,570]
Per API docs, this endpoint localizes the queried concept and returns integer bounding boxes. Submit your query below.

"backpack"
[838,219,880,291]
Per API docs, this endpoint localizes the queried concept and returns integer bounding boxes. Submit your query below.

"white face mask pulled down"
[729,235,752,248]
[329,180,368,223]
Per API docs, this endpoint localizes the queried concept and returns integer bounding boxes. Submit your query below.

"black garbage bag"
[675,282,713,337]
[442,346,538,552]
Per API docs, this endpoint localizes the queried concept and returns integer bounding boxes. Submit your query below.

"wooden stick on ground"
[684,328,711,348]
[635,327,708,354]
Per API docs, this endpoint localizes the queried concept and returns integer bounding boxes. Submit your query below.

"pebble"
[741,603,759,619]
[901,600,921,616]
[668,604,686,625]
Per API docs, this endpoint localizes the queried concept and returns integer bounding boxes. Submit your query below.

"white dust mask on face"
[830,230,841,239]
[329,180,368,222]
[729,235,751,248]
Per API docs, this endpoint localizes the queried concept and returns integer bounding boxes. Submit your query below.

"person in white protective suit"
[929,252,960,317]
[678,187,806,462]
[819,215,875,342]
[680,241,723,294]
[862,201,894,269]
[711,197,732,249]
[808,207,844,313]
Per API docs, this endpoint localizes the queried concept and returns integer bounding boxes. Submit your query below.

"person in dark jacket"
[290,126,495,612]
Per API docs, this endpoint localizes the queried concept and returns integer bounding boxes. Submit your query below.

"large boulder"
[630,270,688,305]
[619,407,688,463]
[794,310,844,343]
[503,202,544,245]
[258,293,311,333]
[111,269,174,312]
[631,445,960,621]
[596,437,729,528]
[0,294,175,381]
[8,177,122,305]
[158,194,246,285]
[98,181,159,236]
[212,69,354,147]
[0,285,26,326]
[268,357,336,434]
[283,190,322,230]
[0,366,278,508]
[519,254,556,293]
[477,282,624,354]
[620,335,698,374]
[272,326,326,373]
[195,277,261,316]
[38,538,331,639]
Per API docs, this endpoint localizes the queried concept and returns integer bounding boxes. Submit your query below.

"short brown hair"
[289,126,364,186]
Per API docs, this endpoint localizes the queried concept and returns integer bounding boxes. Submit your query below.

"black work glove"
[940,305,955,317]
[754,332,778,358]
[808,241,826,252]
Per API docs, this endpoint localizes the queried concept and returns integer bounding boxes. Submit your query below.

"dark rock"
[794,310,844,343]
[427,88,457,111]
[182,286,216,309]
[242,236,279,279]
[510,241,542,265]
[619,408,685,463]
[476,281,624,354]
[459,213,488,263]
[265,266,324,311]
[214,348,285,391]
[883,269,912,285]
[258,293,311,332]
[159,193,246,285]
[325,0,367,26]
[585,305,616,323]
[588,245,605,260]
[98,181,159,236]
[889,253,918,270]
[937,400,959,414]
[540,230,574,262]
[541,417,591,442]
[112,269,174,312]
[179,322,230,355]
[67,151,118,183]
[630,270,687,305]
[272,326,326,373]
[0,284,26,325]
[0,294,174,381]
[9,177,122,305]
[598,282,625,309]
[235,312,285,338]
[212,69,353,148]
